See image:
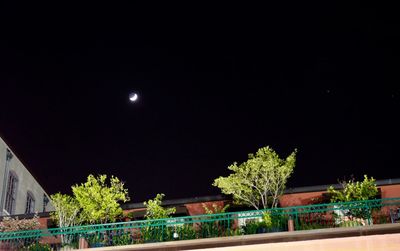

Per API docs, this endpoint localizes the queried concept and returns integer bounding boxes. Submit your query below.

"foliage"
[199,220,221,238]
[0,214,40,232]
[176,225,198,240]
[338,219,364,227]
[261,212,272,228]
[225,228,243,236]
[269,213,288,229]
[0,215,41,249]
[242,212,286,234]
[27,243,52,251]
[199,203,232,238]
[328,175,378,203]
[213,146,297,209]
[242,219,260,235]
[297,213,333,230]
[202,203,230,214]
[144,194,176,220]
[50,193,82,229]
[298,221,330,230]
[72,174,130,224]
[112,232,133,246]
[373,212,390,224]
[328,175,378,220]
[86,233,107,247]
[140,194,177,243]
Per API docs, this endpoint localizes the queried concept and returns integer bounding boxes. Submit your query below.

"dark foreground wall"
[81,223,400,251]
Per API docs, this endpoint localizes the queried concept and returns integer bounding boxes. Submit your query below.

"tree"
[327,175,378,203]
[72,174,130,224]
[50,193,83,245]
[143,193,176,220]
[50,193,82,228]
[213,146,297,209]
[327,175,378,221]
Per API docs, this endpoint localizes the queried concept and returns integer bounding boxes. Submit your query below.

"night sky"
[0,3,399,203]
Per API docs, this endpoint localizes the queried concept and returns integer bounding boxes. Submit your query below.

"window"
[4,172,18,214]
[43,194,49,212]
[25,192,35,214]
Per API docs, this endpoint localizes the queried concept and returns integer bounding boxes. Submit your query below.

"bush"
[199,203,233,238]
[328,175,378,203]
[0,214,40,232]
[166,225,198,241]
[112,232,134,246]
[242,219,260,235]
[0,215,41,250]
[242,212,287,235]
[27,243,52,251]
[338,219,364,227]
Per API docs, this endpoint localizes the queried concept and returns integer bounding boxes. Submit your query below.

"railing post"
[288,216,295,232]
[227,213,231,234]
[227,214,230,229]
[288,208,296,232]
[161,220,165,241]
[365,202,372,225]
[79,235,89,249]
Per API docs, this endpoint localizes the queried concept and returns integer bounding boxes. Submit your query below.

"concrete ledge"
[82,223,400,251]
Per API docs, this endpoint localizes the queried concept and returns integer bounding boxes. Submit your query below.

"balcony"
[1,197,400,250]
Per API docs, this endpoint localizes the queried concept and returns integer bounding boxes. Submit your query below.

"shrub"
[328,175,378,203]
[0,214,40,232]
[112,232,133,246]
[0,214,41,250]
[27,243,52,251]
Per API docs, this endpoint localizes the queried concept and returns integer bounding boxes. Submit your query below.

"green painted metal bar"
[1,197,399,249]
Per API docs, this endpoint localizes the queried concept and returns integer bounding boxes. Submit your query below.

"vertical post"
[288,215,295,232]
[0,149,13,216]
[161,220,164,242]
[227,213,230,234]
[288,208,298,231]
[366,202,372,226]
[79,236,89,249]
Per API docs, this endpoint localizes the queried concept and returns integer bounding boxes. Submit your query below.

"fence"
[1,197,399,250]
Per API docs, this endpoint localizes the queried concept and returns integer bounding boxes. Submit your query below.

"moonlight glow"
[129,93,138,102]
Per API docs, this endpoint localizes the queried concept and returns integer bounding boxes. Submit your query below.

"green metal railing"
[1,197,399,250]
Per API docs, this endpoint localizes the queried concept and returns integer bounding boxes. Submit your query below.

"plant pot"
[91,242,106,247]
[256,227,267,233]
[268,227,282,232]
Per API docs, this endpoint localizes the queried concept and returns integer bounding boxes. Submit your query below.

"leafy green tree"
[327,175,378,202]
[213,146,297,209]
[328,175,378,221]
[50,193,82,228]
[143,193,176,220]
[50,193,82,245]
[72,174,130,224]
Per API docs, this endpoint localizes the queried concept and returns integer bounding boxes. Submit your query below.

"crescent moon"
[129,93,138,102]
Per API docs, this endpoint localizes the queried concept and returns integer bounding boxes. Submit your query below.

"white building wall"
[0,136,53,216]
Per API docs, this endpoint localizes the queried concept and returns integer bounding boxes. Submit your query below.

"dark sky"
[0,3,399,202]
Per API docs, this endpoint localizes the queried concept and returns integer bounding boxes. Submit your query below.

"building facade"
[0,136,53,216]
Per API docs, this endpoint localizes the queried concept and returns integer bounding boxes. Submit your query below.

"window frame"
[4,171,18,215]
[25,191,35,214]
